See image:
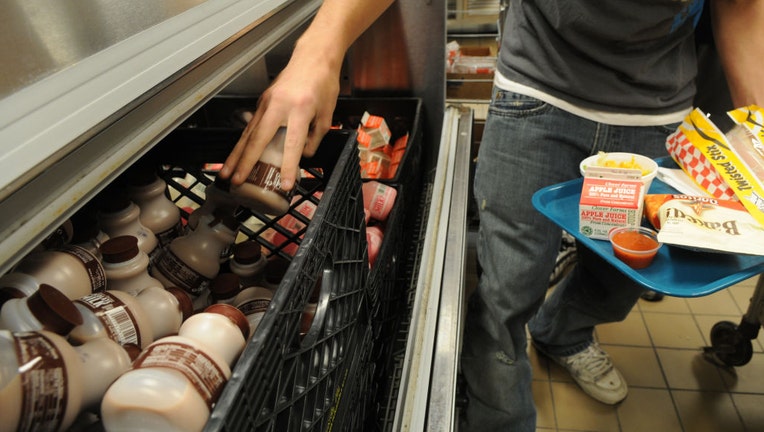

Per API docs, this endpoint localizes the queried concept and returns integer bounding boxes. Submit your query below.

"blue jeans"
[460,88,679,432]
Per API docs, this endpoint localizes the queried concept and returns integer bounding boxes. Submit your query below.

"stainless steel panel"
[1,0,203,100]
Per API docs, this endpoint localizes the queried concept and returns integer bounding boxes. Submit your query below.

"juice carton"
[579,166,644,239]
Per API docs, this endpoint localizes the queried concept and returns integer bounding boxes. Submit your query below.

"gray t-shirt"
[498,0,705,115]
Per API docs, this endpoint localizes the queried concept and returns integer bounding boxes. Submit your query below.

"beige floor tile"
[643,312,706,349]
[731,393,764,432]
[719,353,764,394]
[606,345,666,389]
[551,382,620,431]
[655,348,727,391]
[617,387,682,432]
[673,390,745,432]
[532,380,556,429]
[687,289,743,315]
[638,295,691,314]
[596,312,652,347]
[727,281,756,312]
[530,342,551,382]
[547,357,574,383]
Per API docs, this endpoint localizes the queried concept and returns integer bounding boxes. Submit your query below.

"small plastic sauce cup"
[608,226,662,269]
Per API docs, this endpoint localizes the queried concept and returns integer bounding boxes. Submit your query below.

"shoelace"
[563,345,613,381]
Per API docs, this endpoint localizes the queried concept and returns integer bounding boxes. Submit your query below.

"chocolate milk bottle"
[70,210,109,260]
[0,284,83,335]
[0,330,134,432]
[10,244,107,300]
[207,273,242,306]
[229,128,298,216]
[151,210,238,302]
[31,219,74,252]
[127,168,183,248]
[101,235,164,296]
[262,254,291,291]
[0,273,40,309]
[97,195,159,260]
[230,240,267,288]
[70,286,192,349]
[187,176,239,231]
[232,285,273,336]
[100,304,249,432]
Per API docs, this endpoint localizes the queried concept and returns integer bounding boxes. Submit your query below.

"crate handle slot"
[300,254,333,348]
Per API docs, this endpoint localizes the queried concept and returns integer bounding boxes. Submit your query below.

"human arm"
[219,0,396,190]
[711,0,764,106]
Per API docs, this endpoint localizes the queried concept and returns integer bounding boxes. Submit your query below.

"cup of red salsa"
[608,226,662,269]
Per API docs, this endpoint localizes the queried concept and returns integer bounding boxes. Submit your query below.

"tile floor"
[531,275,764,432]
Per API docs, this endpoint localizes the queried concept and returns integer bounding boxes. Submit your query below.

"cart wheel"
[709,321,753,367]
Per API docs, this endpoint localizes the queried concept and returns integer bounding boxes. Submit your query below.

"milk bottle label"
[13,332,68,431]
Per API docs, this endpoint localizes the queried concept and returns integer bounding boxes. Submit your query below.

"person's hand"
[219,50,341,191]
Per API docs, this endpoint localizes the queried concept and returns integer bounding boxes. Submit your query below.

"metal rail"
[394,104,473,431]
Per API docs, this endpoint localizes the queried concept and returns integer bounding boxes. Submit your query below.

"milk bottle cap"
[27,284,83,334]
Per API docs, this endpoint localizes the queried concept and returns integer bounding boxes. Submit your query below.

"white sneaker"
[536,342,628,405]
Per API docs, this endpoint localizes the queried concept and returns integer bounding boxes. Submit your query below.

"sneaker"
[534,342,628,405]
[548,231,577,288]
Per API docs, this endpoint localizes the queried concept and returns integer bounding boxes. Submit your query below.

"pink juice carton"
[579,166,644,240]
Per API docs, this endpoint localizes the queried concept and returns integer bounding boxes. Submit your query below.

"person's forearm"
[711,0,764,106]
[293,0,396,77]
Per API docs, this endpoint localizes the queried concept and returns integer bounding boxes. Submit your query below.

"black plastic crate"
[147,126,370,431]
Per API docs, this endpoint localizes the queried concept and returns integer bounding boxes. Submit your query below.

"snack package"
[666,108,764,227]
[726,104,764,187]
[644,194,764,255]
[665,109,736,200]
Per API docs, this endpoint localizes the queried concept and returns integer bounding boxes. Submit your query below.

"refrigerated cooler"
[0,1,472,430]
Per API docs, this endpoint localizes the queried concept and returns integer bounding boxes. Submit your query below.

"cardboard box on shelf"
[447,46,495,100]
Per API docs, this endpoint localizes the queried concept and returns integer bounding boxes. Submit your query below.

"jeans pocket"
[489,88,550,118]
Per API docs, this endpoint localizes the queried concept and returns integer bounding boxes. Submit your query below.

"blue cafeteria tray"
[532,159,764,297]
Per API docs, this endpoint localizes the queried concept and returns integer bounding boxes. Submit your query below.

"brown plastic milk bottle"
[97,195,159,260]
[151,210,238,302]
[100,304,249,432]
[207,273,242,306]
[229,128,298,216]
[262,254,291,291]
[70,286,192,349]
[230,240,267,288]
[11,244,107,300]
[187,176,239,231]
[0,330,134,432]
[0,284,83,335]
[100,235,164,296]
[232,285,273,336]
[127,168,183,248]
[30,219,74,253]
